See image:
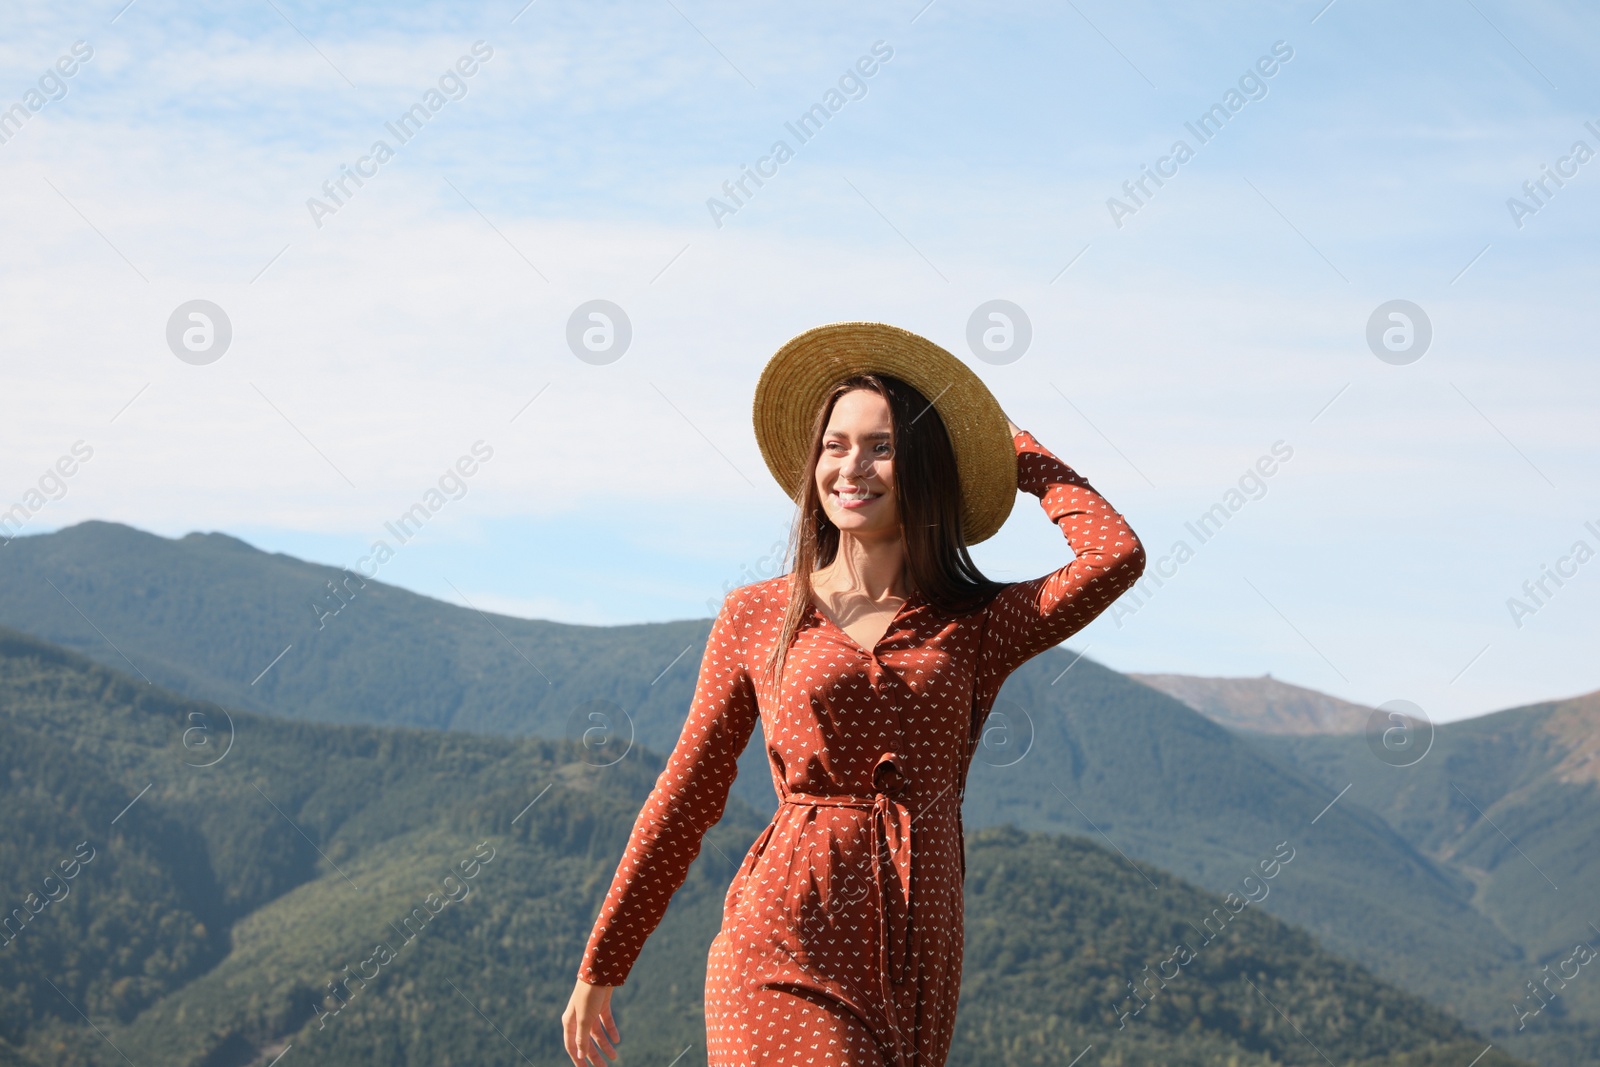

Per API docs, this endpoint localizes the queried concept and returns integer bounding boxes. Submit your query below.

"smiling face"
[815,388,900,540]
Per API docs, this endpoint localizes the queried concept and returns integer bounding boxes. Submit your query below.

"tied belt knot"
[779,753,954,1067]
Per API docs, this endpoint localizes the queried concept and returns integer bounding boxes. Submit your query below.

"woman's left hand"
[562,979,619,1067]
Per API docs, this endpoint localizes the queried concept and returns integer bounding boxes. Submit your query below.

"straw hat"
[753,321,1017,545]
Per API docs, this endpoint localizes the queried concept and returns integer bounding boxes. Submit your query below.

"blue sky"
[2,0,1596,722]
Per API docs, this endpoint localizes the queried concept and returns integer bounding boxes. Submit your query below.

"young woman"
[562,322,1146,1067]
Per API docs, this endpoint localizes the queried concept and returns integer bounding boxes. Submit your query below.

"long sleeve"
[973,429,1145,703]
[577,587,759,986]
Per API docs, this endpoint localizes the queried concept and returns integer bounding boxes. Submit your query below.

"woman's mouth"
[833,488,881,509]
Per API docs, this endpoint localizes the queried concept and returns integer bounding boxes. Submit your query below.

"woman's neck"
[813,536,908,601]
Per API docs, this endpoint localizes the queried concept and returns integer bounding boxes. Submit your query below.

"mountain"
[961,653,1530,1036]
[0,623,760,1067]
[956,827,1517,1067]
[0,521,1582,1056]
[1242,688,1600,1067]
[1129,672,1372,734]
[0,626,1527,1067]
[0,519,702,738]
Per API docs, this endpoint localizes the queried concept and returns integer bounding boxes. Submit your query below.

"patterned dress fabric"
[578,429,1146,1066]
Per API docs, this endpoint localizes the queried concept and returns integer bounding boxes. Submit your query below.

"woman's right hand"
[562,979,620,1067]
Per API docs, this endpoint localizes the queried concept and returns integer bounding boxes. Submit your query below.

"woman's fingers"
[560,980,618,1067]
[569,1011,616,1066]
[561,1006,583,1067]
[563,1004,600,1066]
[600,1003,622,1045]
[572,1018,598,1067]
[586,1018,620,1063]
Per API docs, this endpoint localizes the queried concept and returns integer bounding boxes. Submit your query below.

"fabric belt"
[777,754,957,1067]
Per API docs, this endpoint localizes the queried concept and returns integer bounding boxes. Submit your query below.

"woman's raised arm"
[974,427,1146,694]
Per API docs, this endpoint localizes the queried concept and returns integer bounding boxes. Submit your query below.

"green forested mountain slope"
[0,522,1574,1054]
[1242,693,1600,1067]
[960,657,1531,1032]
[0,624,756,1066]
[0,628,1529,1067]
[956,827,1512,1067]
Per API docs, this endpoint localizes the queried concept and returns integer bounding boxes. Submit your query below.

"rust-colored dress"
[577,430,1146,1066]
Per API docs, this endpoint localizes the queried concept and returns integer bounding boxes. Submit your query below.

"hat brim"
[752,321,1016,545]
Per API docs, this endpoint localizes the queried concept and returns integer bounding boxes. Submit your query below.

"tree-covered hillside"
[0,627,1530,1066]
[1244,694,1600,1067]
[0,520,1544,1041]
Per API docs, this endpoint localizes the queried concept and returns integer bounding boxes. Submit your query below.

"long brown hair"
[759,373,1008,692]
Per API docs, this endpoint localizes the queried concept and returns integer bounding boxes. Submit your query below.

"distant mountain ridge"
[1129,671,1373,734]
